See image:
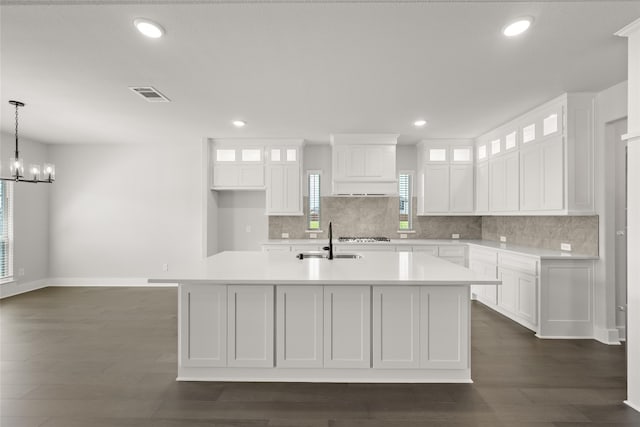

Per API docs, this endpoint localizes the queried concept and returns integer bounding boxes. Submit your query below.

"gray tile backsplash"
[269,197,599,255]
[481,216,599,256]
[269,196,481,240]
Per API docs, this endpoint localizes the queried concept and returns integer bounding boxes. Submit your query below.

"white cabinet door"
[411,245,439,256]
[520,145,542,211]
[423,164,450,213]
[372,286,420,369]
[276,286,323,368]
[498,268,518,315]
[489,156,506,212]
[238,164,265,187]
[213,164,264,188]
[267,163,301,215]
[475,161,489,213]
[504,151,520,211]
[449,164,474,212]
[346,147,367,177]
[516,272,538,326]
[365,146,383,177]
[323,286,371,368]
[227,285,274,367]
[541,137,564,210]
[420,286,469,369]
[179,285,227,367]
[213,163,238,188]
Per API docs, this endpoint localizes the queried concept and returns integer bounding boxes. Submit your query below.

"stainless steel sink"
[296,252,363,260]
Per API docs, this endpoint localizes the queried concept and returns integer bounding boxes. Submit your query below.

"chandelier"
[1,100,55,183]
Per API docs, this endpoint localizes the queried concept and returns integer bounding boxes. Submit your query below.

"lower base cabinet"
[179,284,227,367]
[323,286,371,368]
[373,286,420,369]
[179,283,471,379]
[276,286,323,368]
[227,285,274,367]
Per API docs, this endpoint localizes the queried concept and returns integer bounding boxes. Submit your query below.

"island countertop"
[148,250,501,286]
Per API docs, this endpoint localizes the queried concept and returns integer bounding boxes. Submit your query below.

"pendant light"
[1,100,55,183]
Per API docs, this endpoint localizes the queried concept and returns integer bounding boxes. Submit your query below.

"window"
[505,131,517,150]
[307,171,321,230]
[428,148,447,162]
[478,144,487,160]
[216,149,236,162]
[543,113,558,136]
[452,147,471,162]
[241,149,261,162]
[491,139,501,155]
[522,124,536,143]
[399,172,412,230]
[0,182,13,281]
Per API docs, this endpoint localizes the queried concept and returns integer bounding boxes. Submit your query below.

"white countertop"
[262,239,598,260]
[149,251,501,286]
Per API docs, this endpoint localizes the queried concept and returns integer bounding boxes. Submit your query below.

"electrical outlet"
[561,243,572,251]
[451,233,460,239]
[309,233,317,239]
[18,268,25,276]
[162,263,169,272]
[281,232,289,239]
[500,236,507,242]
[245,225,252,233]
[400,233,407,239]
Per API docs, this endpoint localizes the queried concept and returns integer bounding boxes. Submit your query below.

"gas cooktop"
[338,237,391,243]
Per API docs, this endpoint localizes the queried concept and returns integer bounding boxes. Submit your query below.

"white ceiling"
[1,0,639,146]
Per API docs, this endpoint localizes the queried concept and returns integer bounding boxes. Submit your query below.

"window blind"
[0,182,13,280]
[399,173,412,230]
[308,172,321,230]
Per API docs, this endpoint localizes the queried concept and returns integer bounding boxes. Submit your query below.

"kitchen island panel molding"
[372,286,420,369]
[179,284,227,368]
[420,286,469,370]
[276,286,323,368]
[227,285,274,368]
[323,286,371,368]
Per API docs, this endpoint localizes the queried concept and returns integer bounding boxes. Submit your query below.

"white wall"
[594,81,628,344]
[48,142,203,280]
[0,132,50,297]
[216,190,267,251]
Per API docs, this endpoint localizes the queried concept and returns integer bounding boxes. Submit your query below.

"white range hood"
[330,133,398,196]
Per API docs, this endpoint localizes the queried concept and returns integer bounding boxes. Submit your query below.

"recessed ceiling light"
[503,18,533,37]
[414,119,428,127]
[232,120,246,128]
[134,18,165,39]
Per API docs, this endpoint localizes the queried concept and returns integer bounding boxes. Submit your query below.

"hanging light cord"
[14,101,20,161]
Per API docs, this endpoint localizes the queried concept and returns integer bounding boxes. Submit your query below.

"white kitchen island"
[149,251,500,383]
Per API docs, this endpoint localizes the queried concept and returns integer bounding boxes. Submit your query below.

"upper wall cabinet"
[266,141,304,215]
[210,139,305,216]
[417,140,474,215]
[211,140,266,190]
[330,134,398,195]
[475,93,595,215]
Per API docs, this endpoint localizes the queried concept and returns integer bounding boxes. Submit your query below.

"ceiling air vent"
[129,86,170,102]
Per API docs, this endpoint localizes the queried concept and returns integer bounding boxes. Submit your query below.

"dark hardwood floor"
[1,287,638,427]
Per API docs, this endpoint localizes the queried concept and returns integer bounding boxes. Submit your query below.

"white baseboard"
[624,400,640,413]
[617,325,626,341]
[0,279,48,299]
[48,277,177,287]
[593,327,622,345]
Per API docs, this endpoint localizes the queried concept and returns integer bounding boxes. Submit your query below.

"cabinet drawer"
[262,245,291,252]
[438,246,466,258]
[468,246,498,264]
[498,253,538,275]
[441,257,466,267]
[292,245,323,252]
[411,246,439,256]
